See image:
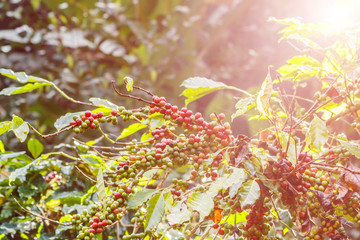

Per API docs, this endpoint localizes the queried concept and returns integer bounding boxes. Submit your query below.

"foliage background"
[0,0,343,146]
[2,0,360,239]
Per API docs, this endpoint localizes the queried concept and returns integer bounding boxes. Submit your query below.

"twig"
[116,222,120,240]
[185,219,206,240]
[14,198,72,226]
[28,123,74,139]
[133,85,154,97]
[75,166,96,183]
[111,80,155,106]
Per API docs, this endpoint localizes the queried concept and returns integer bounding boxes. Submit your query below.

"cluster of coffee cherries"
[241,198,271,240]
[44,171,63,190]
[72,183,132,239]
[70,111,105,133]
[45,171,62,183]
[65,93,237,239]
[170,178,189,197]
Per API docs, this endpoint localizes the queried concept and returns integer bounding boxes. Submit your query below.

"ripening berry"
[70,120,76,126]
[218,113,225,120]
[111,109,117,116]
[93,216,99,223]
[97,112,104,118]
[85,111,92,117]
[114,192,121,199]
[96,228,103,233]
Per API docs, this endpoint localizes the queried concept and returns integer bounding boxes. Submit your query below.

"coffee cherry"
[85,111,92,117]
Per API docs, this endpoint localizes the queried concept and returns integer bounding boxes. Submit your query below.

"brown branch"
[111,80,155,106]
[14,198,72,226]
[75,166,96,183]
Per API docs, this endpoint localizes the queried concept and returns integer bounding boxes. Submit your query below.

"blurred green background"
[0,0,355,149]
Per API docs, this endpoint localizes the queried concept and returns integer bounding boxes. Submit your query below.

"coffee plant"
[2,18,360,240]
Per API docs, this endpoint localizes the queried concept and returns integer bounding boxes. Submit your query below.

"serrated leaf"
[124,76,134,91]
[96,168,106,203]
[128,189,159,209]
[256,71,272,116]
[0,68,49,83]
[187,192,214,220]
[89,98,118,109]
[54,111,84,131]
[145,193,165,231]
[231,97,255,121]
[180,77,247,106]
[307,115,328,151]
[0,121,12,136]
[338,140,360,158]
[0,82,50,96]
[11,115,29,142]
[167,202,192,225]
[116,123,147,140]
[239,180,260,208]
[27,138,43,159]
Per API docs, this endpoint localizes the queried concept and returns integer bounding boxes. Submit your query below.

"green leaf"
[0,151,26,161]
[0,141,4,153]
[51,191,83,205]
[66,54,74,68]
[187,192,214,221]
[0,68,49,83]
[128,189,159,209]
[146,113,165,130]
[145,193,165,231]
[0,82,50,96]
[30,0,41,10]
[239,180,260,208]
[124,76,134,92]
[338,140,360,158]
[0,121,12,136]
[180,77,248,106]
[9,160,35,184]
[288,55,321,67]
[80,154,103,170]
[18,185,37,198]
[208,168,247,198]
[11,115,29,142]
[27,138,43,159]
[279,208,293,228]
[116,123,147,140]
[96,168,106,203]
[54,111,84,131]
[231,97,255,121]
[256,71,272,116]
[89,98,118,109]
[167,202,192,225]
[306,115,328,152]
